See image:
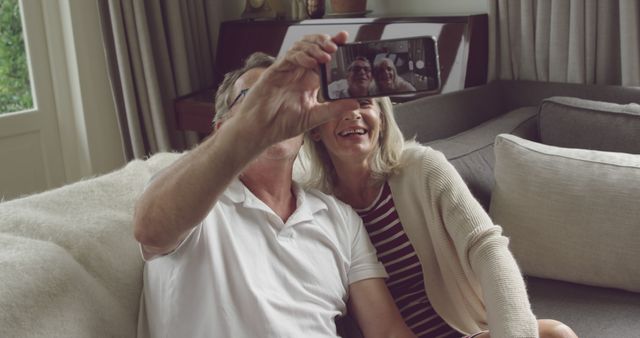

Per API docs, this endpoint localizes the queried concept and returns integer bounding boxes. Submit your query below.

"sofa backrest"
[393,80,640,210]
[394,80,640,144]
[497,80,640,112]
[393,81,504,144]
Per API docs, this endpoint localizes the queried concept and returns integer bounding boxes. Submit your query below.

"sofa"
[0,80,638,338]
[394,80,640,338]
[0,152,177,337]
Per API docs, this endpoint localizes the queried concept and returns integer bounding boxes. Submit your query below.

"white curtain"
[98,0,223,160]
[488,0,640,86]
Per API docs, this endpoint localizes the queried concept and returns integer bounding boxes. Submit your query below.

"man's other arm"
[133,120,263,258]
[349,278,417,338]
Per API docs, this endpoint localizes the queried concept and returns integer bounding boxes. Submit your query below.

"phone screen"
[320,36,440,101]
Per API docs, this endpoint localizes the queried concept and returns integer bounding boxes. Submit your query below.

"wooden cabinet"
[175,14,488,134]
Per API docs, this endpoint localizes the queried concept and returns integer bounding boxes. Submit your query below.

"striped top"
[355,182,460,338]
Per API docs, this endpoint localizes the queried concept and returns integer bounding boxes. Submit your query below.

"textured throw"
[0,152,181,338]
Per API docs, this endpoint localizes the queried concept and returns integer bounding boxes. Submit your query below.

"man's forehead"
[352,59,369,66]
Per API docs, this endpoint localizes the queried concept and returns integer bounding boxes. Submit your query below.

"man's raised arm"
[133,32,358,258]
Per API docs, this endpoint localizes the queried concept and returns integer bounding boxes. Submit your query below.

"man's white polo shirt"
[141,179,387,338]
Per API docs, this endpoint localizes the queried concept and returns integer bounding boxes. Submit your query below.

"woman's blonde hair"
[299,96,415,192]
[373,58,399,88]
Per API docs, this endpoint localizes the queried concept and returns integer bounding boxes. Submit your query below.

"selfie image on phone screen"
[321,36,440,101]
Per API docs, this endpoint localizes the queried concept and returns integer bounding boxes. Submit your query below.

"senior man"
[330,56,373,98]
[134,32,416,338]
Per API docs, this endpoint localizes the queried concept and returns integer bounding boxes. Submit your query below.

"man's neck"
[239,158,297,222]
[348,86,368,97]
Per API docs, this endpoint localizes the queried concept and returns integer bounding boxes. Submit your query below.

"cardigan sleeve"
[420,148,539,338]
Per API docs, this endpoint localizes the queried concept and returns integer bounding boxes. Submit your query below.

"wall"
[52,0,486,183]
[224,0,488,20]
[367,0,488,16]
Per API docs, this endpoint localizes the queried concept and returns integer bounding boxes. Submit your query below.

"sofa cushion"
[527,277,640,338]
[539,96,640,154]
[426,106,538,209]
[489,134,640,292]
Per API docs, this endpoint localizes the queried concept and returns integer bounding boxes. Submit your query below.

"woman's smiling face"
[375,59,396,90]
[311,99,383,165]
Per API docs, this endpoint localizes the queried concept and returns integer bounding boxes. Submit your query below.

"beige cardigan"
[388,146,538,338]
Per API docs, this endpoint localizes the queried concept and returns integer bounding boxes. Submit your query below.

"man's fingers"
[331,31,349,47]
[314,32,348,54]
[302,33,334,49]
[294,50,318,68]
[301,33,348,54]
[282,49,319,69]
[292,40,332,63]
[283,32,350,71]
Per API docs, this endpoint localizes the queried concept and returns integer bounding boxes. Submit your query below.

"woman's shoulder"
[390,144,448,202]
[400,142,446,167]
[397,77,416,91]
[395,143,453,185]
[399,143,425,164]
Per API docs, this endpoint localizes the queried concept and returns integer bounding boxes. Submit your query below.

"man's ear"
[310,128,322,142]
[214,120,223,131]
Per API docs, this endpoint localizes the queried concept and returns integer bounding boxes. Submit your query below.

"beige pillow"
[490,134,640,292]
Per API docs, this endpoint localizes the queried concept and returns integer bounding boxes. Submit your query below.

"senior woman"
[371,58,416,94]
[300,96,578,338]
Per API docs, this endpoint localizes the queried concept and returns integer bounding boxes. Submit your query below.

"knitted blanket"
[0,152,180,338]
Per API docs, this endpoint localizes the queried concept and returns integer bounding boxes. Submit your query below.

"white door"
[0,0,66,200]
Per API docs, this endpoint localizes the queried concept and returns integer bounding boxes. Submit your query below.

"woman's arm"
[426,149,538,337]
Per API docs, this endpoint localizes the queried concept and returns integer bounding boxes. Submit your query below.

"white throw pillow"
[490,134,640,292]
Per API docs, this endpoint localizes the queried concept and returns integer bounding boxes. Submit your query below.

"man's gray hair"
[213,52,276,124]
[346,56,371,72]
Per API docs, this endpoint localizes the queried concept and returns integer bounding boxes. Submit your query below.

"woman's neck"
[333,160,383,209]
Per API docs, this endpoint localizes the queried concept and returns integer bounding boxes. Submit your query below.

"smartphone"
[320,36,440,101]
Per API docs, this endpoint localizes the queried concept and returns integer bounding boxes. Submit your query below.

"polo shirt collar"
[224,178,246,204]
[288,181,327,225]
[225,178,327,225]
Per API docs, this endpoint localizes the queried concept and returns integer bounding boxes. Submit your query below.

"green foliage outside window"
[0,0,33,114]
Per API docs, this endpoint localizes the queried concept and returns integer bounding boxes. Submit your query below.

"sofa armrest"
[0,152,182,338]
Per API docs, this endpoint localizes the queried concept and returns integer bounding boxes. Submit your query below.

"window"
[0,0,33,114]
